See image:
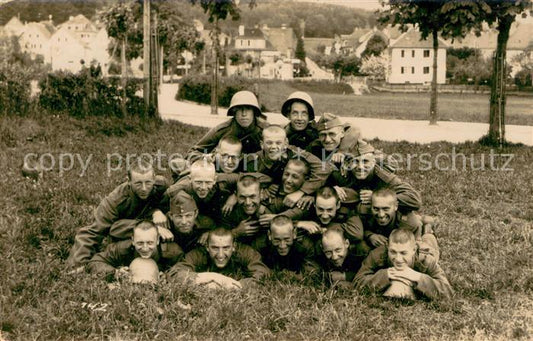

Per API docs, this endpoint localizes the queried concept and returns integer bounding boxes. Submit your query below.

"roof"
[340,27,372,46]
[390,29,448,49]
[262,27,297,56]
[238,27,264,39]
[57,14,95,32]
[22,22,52,39]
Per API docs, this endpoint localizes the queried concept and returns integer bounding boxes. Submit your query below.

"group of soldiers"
[66,90,453,300]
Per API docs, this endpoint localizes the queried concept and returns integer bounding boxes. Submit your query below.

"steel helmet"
[227,91,264,119]
[281,91,315,120]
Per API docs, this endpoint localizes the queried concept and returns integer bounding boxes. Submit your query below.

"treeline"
[0,0,113,25]
[1,0,375,38]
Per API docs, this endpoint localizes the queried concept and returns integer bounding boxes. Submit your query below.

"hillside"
[0,0,376,38]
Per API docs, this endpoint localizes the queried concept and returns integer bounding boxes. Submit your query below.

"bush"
[287,79,353,94]
[38,65,144,118]
[176,74,255,107]
[0,63,33,116]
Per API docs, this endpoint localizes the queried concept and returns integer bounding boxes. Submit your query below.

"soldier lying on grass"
[66,160,171,272]
[87,221,181,279]
[354,229,452,300]
[167,228,270,289]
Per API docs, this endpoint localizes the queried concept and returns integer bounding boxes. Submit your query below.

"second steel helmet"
[281,91,315,120]
[227,91,264,119]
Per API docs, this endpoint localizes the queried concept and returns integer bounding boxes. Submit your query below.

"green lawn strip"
[256,81,533,126]
[0,115,531,340]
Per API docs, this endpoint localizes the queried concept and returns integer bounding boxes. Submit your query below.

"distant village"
[1,10,531,85]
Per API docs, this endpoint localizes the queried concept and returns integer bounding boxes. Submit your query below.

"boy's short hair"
[134,220,158,234]
[128,158,154,179]
[262,125,286,139]
[207,228,234,245]
[130,258,159,284]
[322,226,345,241]
[286,159,310,177]
[372,188,397,201]
[389,229,415,245]
[190,159,216,174]
[238,174,260,189]
[270,215,293,230]
[218,135,242,148]
[316,186,339,202]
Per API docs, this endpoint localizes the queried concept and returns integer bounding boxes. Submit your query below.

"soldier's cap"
[227,90,266,119]
[345,140,375,159]
[316,112,350,132]
[170,191,198,215]
[281,91,315,121]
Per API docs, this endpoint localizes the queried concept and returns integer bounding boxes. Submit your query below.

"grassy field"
[257,81,533,126]
[1,114,532,340]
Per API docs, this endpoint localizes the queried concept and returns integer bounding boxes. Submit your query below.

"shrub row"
[39,65,144,118]
[176,74,257,107]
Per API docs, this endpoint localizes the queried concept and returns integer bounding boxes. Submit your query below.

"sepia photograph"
[0,0,531,339]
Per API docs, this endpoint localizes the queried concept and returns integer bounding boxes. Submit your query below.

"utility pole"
[143,0,152,115]
[210,17,219,115]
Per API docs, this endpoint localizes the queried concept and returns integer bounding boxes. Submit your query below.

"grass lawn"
[1,114,532,340]
[257,81,533,126]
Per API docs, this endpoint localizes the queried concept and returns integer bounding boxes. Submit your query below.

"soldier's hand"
[388,267,420,284]
[359,190,373,204]
[296,221,322,235]
[296,195,314,210]
[331,152,346,164]
[233,218,259,237]
[259,214,276,227]
[198,232,209,246]
[268,184,279,197]
[284,190,304,208]
[157,226,174,242]
[368,233,388,247]
[333,186,347,202]
[152,210,169,229]
[329,271,346,283]
[222,194,238,216]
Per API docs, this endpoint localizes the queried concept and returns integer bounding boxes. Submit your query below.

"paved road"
[158,84,533,146]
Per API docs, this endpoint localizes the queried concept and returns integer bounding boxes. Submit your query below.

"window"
[424,50,430,57]
[247,40,250,46]
[412,50,415,57]
[423,66,430,74]
[401,50,405,58]
[411,67,415,74]
[401,67,405,74]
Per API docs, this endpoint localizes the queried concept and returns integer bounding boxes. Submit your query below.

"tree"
[295,37,306,62]
[189,0,256,114]
[362,34,388,58]
[447,47,492,85]
[477,0,531,145]
[379,1,484,125]
[360,53,389,80]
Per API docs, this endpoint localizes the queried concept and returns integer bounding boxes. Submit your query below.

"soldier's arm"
[300,237,321,276]
[388,174,423,212]
[341,215,364,242]
[186,123,227,162]
[299,149,332,195]
[414,258,453,300]
[353,246,391,293]
[86,240,132,275]
[338,125,361,153]
[166,248,207,280]
[66,185,126,268]
[160,242,186,268]
[239,245,271,281]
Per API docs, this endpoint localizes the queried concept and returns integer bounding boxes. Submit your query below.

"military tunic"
[167,243,270,281]
[66,177,168,268]
[354,245,453,300]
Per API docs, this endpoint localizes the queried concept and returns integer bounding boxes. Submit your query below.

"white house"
[388,29,447,84]
[50,26,91,73]
[18,22,53,63]
[3,16,24,36]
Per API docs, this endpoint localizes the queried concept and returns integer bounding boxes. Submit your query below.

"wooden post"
[143,0,151,114]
